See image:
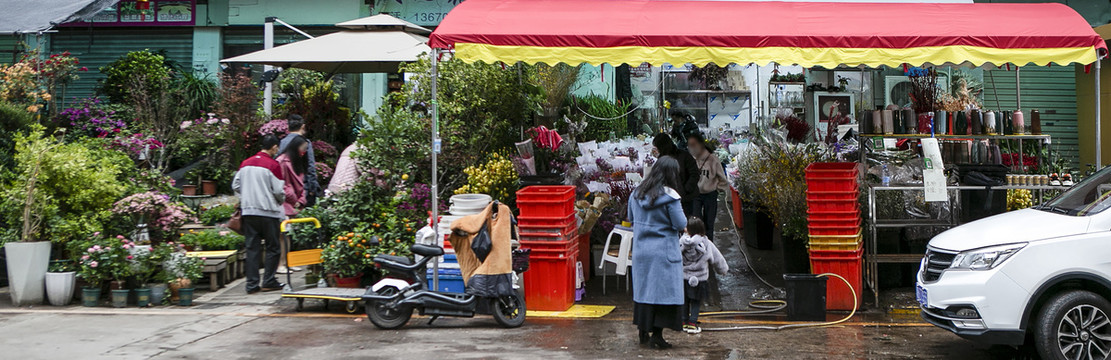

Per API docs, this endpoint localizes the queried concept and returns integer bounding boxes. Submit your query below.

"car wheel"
[1034,290,1111,360]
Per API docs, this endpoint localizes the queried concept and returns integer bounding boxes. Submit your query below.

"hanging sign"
[920,138,948,202]
[62,0,195,27]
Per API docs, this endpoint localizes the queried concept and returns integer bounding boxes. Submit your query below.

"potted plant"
[163,250,204,306]
[76,237,120,307]
[321,231,374,288]
[179,229,243,251]
[131,243,172,307]
[111,191,196,243]
[45,261,76,306]
[2,129,58,306]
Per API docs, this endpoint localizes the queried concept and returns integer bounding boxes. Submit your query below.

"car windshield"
[1039,167,1111,216]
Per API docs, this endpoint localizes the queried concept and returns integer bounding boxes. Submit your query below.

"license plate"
[916,284,928,307]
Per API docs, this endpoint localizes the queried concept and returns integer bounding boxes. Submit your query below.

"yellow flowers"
[455,153,519,201]
[1007,189,1033,211]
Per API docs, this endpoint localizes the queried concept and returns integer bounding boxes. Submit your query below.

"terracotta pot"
[168,278,192,302]
[201,180,217,195]
[334,273,364,288]
[182,185,197,196]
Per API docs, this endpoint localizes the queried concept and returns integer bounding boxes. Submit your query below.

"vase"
[1002,111,1014,135]
[202,180,217,195]
[334,273,364,288]
[182,185,197,196]
[1031,109,1042,135]
[935,111,948,134]
[111,289,130,308]
[178,288,195,306]
[3,242,51,306]
[881,110,894,135]
[82,287,101,307]
[859,111,873,135]
[983,111,997,135]
[147,283,168,305]
[134,288,152,307]
[169,278,192,302]
[871,110,883,134]
[918,113,933,134]
[1013,110,1026,135]
[903,109,917,134]
[969,109,982,135]
[954,111,968,135]
[45,271,76,306]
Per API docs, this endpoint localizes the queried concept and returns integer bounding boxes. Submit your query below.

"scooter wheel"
[366,286,412,330]
[492,292,526,328]
[346,301,359,314]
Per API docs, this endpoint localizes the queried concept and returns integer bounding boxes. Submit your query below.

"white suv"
[918,167,1111,360]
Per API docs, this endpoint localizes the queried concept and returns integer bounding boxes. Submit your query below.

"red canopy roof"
[429,0,1107,67]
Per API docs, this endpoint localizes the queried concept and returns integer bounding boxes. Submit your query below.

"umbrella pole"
[431,49,441,291]
[1097,59,1102,168]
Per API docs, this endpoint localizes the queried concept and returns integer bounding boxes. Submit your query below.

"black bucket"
[784,274,827,321]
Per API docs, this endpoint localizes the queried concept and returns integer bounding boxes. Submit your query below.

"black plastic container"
[784,274,827,321]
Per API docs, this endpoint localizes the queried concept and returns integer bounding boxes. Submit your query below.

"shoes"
[261,283,285,292]
[275,266,292,274]
[290,266,304,272]
[649,335,673,349]
[246,287,261,294]
[638,330,650,345]
[1062,173,1074,186]
[1050,173,1061,186]
[683,323,702,334]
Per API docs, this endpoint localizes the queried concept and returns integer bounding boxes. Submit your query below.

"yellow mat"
[528,305,615,318]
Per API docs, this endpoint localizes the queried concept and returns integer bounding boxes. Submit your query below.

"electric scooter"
[361,240,527,329]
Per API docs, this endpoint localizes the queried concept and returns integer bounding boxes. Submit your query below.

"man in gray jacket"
[233,134,287,293]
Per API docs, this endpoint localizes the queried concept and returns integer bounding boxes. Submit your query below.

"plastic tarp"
[0,0,118,34]
[429,0,1107,67]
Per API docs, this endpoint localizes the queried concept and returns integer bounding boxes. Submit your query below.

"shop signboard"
[373,0,465,26]
[63,0,195,27]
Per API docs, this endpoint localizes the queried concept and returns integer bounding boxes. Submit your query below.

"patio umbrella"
[221,14,431,74]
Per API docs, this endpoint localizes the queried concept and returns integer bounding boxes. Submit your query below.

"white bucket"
[449,194,492,215]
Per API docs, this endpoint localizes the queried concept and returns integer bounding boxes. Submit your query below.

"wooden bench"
[187,250,238,291]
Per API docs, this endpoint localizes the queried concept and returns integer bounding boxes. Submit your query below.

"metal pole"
[1015,66,1021,110]
[263,17,274,118]
[1097,59,1102,167]
[430,49,441,290]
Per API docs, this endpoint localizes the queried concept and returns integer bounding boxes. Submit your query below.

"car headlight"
[949,243,1026,271]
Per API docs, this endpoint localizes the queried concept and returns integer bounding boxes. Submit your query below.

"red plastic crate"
[523,244,578,311]
[520,230,577,243]
[805,162,860,178]
[807,209,860,221]
[806,190,859,202]
[518,200,575,218]
[520,238,576,253]
[808,220,862,236]
[806,177,858,192]
[516,185,576,202]
[809,244,864,311]
[519,214,577,237]
[518,213,576,227]
[806,197,859,212]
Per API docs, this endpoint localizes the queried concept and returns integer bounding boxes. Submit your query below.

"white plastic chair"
[598,225,634,294]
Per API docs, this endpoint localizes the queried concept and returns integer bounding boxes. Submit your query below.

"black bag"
[963,171,1004,187]
[471,224,492,263]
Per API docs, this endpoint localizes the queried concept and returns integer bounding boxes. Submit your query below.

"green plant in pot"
[75,234,134,307]
[45,260,76,306]
[162,249,203,306]
[321,229,375,288]
[131,243,173,307]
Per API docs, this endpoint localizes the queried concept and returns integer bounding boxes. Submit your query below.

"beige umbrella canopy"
[221,14,431,74]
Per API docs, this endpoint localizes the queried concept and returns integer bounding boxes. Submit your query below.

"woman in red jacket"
[276,136,308,274]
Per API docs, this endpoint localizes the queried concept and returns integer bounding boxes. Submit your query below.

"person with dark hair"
[279,114,321,208]
[275,135,309,274]
[628,155,687,349]
[687,133,730,242]
[652,133,700,217]
[232,134,287,293]
[669,111,700,150]
[680,216,728,334]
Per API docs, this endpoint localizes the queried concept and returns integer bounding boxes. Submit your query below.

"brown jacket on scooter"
[448,201,516,297]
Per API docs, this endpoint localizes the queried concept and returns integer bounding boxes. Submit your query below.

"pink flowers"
[82,255,90,260]
[126,255,133,260]
[219,231,230,236]
[89,261,98,268]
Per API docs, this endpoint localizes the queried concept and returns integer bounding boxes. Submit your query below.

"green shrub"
[574,95,630,141]
[99,50,171,104]
[0,101,32,175]
[199,204,236,226]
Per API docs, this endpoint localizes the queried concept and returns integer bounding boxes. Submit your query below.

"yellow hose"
[699,272,858,331]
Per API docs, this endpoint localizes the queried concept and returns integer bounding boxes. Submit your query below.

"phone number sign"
[374,0,463,26]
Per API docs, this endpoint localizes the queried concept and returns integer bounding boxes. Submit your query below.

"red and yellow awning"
[429,0,1107,67]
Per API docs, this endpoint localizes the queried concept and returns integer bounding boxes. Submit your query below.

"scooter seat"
[376,255,413,265]
[410,244,445,257]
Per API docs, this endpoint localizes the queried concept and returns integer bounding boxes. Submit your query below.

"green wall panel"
[982,66,1079,170]
[50,28,194,106]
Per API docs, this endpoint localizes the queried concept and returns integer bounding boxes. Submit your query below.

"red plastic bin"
[520,230,577,242]
[806,197,859,212]
[523,243,578,311]
[518,213,576,227]
[809,244,864,311]
[808,220,862,236]
[516,186,576,202]
[805,162,860,178]
[807,209,860,221]
[520,238,576,253]
[806,190,858,202]
[806,177,858,192]
[518,200,575,218]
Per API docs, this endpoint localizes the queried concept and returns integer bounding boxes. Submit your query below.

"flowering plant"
[321,230,376,277]
[315,162,335,184]
[258,119,289,137]
[57,98,125,137]
[131,242,175,285]
[162,251,205,283]
[111,191,196,237]
[108,133,164,157]
[313,140,337,159]
[455,153,520,203]
[0,50,85,114]
[76,234,136,287]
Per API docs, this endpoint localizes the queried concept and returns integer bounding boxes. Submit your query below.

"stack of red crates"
[804,163,862,311]
[516,185,578,311]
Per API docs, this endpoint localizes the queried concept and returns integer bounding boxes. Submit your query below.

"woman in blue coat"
[628,156,687,349]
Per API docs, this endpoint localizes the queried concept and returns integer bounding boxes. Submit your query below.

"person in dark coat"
[628,155,687,349]
[653,133,700,217]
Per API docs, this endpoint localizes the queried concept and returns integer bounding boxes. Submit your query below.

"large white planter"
[45,271,75,306]
[4,242,51,306]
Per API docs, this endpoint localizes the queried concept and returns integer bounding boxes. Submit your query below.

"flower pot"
[742,207,773,250]
[147,283,167,305]
[201,180,217,195]
[178,288,195,306]
[168,278,192,302]
[134,288,152,307]
[182,185,197,196]
[781,232,811,274]
[82,287,102,307]
[111,289,130,308]
[935,111,948,134]
[45,271,76,306]
[334,273,364,288]
[3,242,51,306]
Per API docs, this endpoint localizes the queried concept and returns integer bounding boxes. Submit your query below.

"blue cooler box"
[426,268,465,293]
